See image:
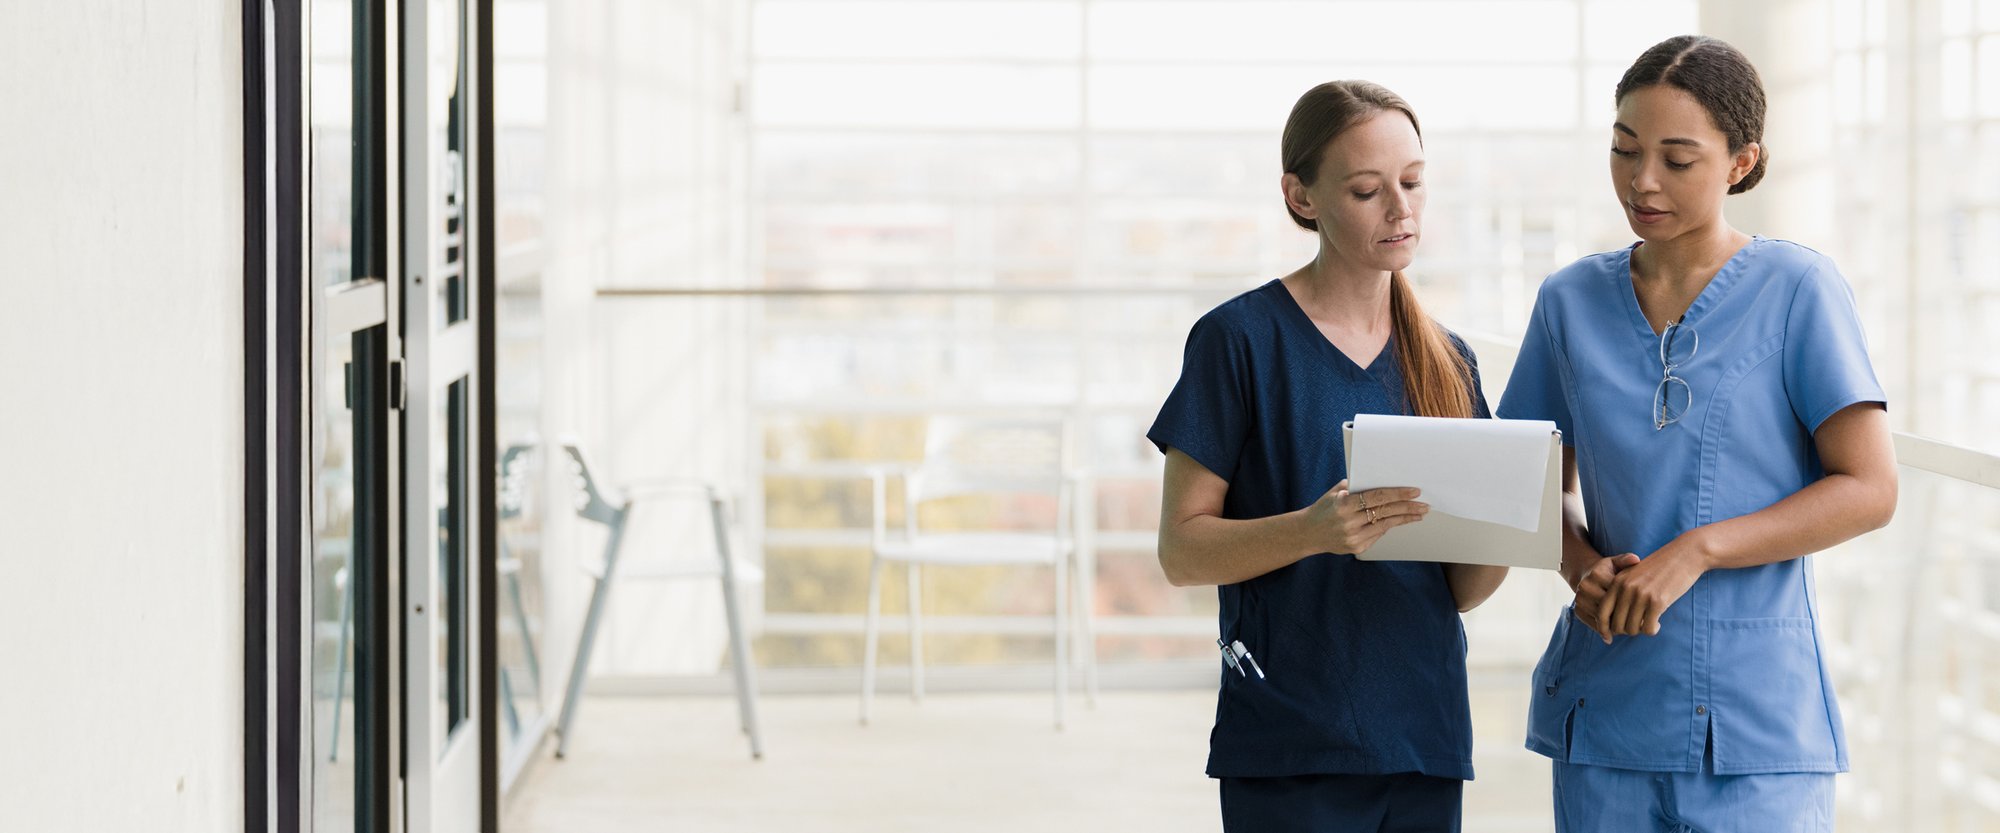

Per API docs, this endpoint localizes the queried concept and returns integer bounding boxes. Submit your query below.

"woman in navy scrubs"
[1498,37,1899,831]
[1149,80,1510,832]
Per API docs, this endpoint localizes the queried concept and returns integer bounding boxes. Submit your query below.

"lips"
[1379,233,1414,245]
[1627,202,1670,223]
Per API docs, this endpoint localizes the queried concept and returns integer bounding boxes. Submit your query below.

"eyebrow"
[1614,122,1703,147]
[1344,161,1426,180]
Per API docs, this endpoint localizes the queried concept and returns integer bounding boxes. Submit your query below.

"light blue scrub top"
[1497,237,1886,775]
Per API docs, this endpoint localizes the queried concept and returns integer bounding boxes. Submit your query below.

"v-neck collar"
[1265,278,1397,381]
[1616,235,1763,345]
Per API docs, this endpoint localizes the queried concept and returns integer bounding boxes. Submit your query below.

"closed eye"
[1352,189,1380,200]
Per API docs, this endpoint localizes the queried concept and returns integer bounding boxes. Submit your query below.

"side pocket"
[1709,617,1840,772]
[1527,605,1576,755]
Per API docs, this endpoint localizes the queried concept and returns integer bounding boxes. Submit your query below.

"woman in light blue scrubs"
[1498,36,1900,831]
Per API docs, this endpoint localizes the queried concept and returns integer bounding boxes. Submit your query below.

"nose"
[1384,186,1413,222]
[1630,159,1662,196]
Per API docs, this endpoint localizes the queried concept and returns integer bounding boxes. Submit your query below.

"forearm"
[1683,470,1897,571]
[1557,489,1599,590]
[1444,564,1508,612]
[1158,509,1316,587]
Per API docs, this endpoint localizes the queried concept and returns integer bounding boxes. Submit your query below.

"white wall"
[0,2,243,830]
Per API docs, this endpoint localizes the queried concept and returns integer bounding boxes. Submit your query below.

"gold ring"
[1356,496,1371,512]
[1366,507,1380,524]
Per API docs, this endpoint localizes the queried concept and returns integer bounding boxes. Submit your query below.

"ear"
[1281,172,1317,222]
[1728,142,1761,186]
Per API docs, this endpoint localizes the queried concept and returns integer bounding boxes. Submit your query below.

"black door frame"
[243,0,499,829]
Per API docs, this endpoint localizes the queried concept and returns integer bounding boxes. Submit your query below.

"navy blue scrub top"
[1147,278,1489,781]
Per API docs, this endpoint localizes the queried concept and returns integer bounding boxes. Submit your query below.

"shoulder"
[1751,238,1856,306]
[1752,237,1839,280]
[1189,280,1284,341]
[1438,325,1479,366]
[1178,281,1285,368]
[1534,247,1629,305]
[1524,247,1630,335]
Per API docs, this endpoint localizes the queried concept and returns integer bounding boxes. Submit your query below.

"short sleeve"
[1784,261,1887,434]
[1147,313,1252,482]
[1495,288,1575,444]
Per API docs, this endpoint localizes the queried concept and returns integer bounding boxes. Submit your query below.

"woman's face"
[1285,110,1426,274]
[1610,84,1759,242]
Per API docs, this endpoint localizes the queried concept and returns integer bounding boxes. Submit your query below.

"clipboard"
[1341,421,1562,570]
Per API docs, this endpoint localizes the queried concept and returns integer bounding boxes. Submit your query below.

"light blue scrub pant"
[1552,757,1834,833]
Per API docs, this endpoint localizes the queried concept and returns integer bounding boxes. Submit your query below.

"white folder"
[1341,419,1562,570]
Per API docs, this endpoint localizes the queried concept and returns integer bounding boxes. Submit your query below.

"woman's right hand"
[1572,553,1643,643]
[1303,480,1429,555]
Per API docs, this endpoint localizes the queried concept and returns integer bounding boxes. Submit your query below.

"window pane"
[755,1,1080,60]
[1088,1,1577,63]
[754,64,1080,129]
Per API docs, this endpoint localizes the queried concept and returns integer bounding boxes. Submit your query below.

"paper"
[1346,414,1556,533]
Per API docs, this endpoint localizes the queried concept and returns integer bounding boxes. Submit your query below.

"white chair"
[553,442,765,760]
[860,416,1095,730]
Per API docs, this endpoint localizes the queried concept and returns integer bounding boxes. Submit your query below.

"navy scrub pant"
[1219,772,1464,833]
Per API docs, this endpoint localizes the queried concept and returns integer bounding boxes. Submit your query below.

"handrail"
[553,273,2000,492]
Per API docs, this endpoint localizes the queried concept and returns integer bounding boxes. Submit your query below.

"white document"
[1341,416,1562,570]
[1347,414,1553,533]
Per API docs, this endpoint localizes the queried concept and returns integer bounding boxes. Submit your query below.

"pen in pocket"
[1217,638,1243,676]
[1231,640,1266,679]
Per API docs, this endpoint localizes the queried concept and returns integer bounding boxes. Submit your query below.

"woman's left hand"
[1598,535,1710,637]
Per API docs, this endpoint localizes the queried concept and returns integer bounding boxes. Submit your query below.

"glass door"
[310,0,401,830]
[401,0,484,830]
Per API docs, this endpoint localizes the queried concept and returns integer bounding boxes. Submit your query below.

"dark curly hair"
[1615,35,1768,194]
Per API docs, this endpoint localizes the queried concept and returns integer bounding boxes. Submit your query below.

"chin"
[1626,221,1675,243]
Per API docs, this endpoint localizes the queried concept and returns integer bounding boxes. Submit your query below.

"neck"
[1635,220,1748,288]
[1287,247,1393,332]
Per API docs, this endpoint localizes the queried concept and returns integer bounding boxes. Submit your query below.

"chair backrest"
[560,443,624,526]
[910,416,1071,509]
[498,442,535,521]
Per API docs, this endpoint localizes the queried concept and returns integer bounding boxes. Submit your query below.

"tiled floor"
[501,684,1556,832]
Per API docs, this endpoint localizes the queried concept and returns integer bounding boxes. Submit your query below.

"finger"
[1618,587,1649,636]
[1367,500,1431,521]
[1359,486,1423,505]
[1607,584,1635,636]
[1352,514,1423,552]
[1613,553,1643,571]
[1594,591,1616,644]
[1642,607,1664,636]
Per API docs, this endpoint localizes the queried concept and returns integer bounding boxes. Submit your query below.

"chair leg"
[329,571,353,763]
[502,540,543,686]
[710,494,764,760]
[861,557,884,725]
[908,562,924,703]
[1077,553,1098,708]
[499,665,521,736]
[1054,554,1069,731]
[556,507,630,759]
